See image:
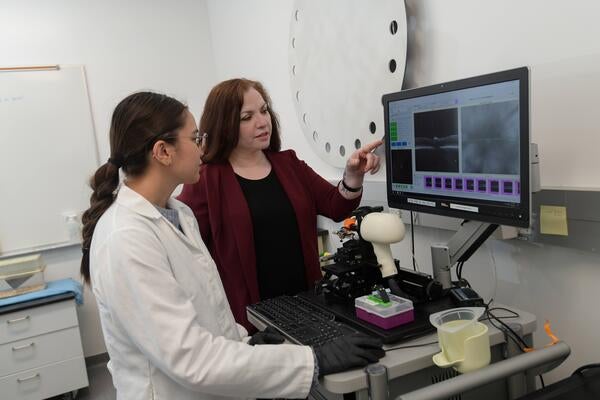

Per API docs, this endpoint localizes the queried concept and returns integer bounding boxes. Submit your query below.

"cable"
[485,302,551,387]
[484,306,519,319]
[385,341,439,352]
[410,211,416,271]
[572,363,600,376]
[484,301,529,351]
[486,302,558,387]
[486,308,528,349]
[456,261,464,281]
[454,261,471,288]
[489,320,527,351]
[488,241,499,302]
[403,211,421,272]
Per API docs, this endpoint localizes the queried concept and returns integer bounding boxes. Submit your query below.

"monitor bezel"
[383,67,530,228]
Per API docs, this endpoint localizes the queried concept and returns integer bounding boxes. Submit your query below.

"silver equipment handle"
[17,373,40,383]
[12,342,35,351]
[7,315,30,324]
[397,341,570,400]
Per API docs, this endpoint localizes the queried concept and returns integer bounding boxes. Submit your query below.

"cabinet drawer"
[0,356,88,400]
[0,299,78,345]
[0,327,84,377]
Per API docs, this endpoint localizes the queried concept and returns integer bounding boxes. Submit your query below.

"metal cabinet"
[0,296,88,399]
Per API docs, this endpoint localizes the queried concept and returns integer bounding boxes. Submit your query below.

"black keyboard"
[247,295,358,346]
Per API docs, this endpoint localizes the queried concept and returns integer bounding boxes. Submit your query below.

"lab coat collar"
[115,184,163,219]
[116,185,205,250]
[166,197,202,243]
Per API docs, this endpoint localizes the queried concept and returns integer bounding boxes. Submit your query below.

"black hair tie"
[108,156,124,168]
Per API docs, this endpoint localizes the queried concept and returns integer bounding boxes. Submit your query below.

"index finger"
[360,139,383,153]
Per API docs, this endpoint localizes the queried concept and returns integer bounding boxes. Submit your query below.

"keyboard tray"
[248,291,455,345]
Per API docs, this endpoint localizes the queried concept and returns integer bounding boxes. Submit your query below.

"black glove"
[314,333,385,376]
[248,326,286,345]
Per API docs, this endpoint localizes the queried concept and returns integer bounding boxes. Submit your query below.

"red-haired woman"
[179,79,382,330]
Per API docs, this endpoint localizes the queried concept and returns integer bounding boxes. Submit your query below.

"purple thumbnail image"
[434,177,443,189]
[453,177,464,191]
[424,176,433,188]
[476,179,488,193]
[502,180,514,195]
[465,178,475,192]
[444,177,453,190]
[488,179,500,194]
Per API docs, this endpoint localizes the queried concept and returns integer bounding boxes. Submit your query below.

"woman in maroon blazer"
[178,78,382,330]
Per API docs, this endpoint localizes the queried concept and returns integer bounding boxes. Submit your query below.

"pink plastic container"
[355,293,414,330]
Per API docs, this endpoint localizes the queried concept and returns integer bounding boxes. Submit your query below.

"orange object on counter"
[524,320,560,352]
[343,216,357,230]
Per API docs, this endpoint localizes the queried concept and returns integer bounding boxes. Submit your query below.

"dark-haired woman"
[178,79,382,330]
[81,92,384,400]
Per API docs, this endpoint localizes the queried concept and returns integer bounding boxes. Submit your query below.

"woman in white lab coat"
[80,92,384,400]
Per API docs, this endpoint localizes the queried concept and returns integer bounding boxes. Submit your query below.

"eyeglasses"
[189,131,202,147]
[188,131,208,148]
[153,131,207,148]
[198,132,208,147]
[164,131,207,148]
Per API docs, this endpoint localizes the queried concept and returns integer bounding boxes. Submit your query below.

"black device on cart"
[318,206,384,301]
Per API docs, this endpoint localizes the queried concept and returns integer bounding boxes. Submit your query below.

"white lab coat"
[90,185,314,400]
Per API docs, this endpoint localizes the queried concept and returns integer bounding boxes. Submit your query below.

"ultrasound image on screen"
[391,149,413,184]
[461,101,519,174]
[414,108,459,173]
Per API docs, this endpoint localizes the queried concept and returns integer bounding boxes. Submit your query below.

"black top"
[236,169,307,299]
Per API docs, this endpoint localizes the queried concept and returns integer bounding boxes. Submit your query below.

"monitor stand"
[430,220,499,289]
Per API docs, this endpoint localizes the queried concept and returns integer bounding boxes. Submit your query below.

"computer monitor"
[383,67,530,228]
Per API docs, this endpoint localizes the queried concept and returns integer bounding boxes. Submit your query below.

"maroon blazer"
[178,150,361,330]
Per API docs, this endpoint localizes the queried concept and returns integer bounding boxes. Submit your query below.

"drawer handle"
[6,315,30,324]
[12,342,35,351]
[17,373,40,383]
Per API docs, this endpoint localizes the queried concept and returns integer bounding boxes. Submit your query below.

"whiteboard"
[0,65,99,256]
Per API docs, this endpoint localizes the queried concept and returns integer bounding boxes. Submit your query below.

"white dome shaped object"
[360,212,405,278]
[289,1,407,167]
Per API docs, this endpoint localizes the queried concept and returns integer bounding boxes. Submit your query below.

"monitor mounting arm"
[430,220,499,289]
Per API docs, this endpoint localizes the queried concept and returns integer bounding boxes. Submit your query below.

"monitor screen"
[383,67,530,227]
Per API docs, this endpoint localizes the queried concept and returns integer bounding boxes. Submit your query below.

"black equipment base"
[298,291,455,344]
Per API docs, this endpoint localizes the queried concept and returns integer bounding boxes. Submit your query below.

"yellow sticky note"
[540,205,568,236]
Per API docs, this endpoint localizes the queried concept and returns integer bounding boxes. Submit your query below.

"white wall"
[405,0,600,189]
[206,0,600,385]
[205,0,341,180]
[404,0,600,86]
[0,0,216,356]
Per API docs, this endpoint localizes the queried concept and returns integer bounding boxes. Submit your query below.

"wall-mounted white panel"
[0,66,98,256]
[289,0,406,167]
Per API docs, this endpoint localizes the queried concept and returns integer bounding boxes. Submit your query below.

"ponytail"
[80,91,188,285]
[80,162,120,284]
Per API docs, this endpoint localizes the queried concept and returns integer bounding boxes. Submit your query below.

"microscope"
[319,206,406,300]
[319,206,385,301]
[320,206,443,304]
